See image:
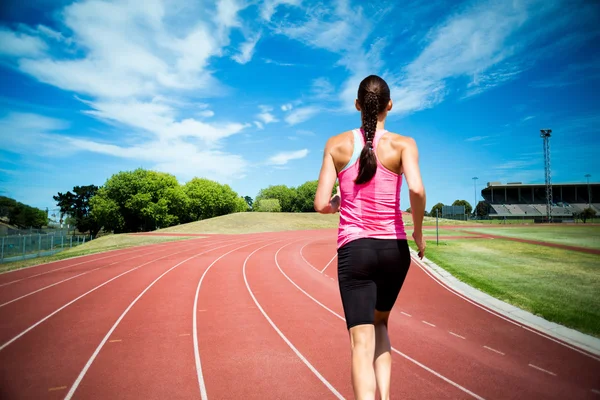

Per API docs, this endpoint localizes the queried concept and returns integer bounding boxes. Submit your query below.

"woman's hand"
[330,185,341,213]
[412,229,426,259]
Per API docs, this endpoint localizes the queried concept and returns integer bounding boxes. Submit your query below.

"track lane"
[0,236,207,287]
[242,237,347,399]
[0,239,206,306]
[194,237,346,399]
[63,238,260,400]
[0,238,231,348]
[0,237,243,399]
[277,238,480,399]
[299,239,600,399]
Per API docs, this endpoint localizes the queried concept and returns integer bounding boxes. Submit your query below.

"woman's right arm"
[401,137,426,258]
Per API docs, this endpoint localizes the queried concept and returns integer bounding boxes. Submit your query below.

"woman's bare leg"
[349,324,377,400]
[373,310,392,400]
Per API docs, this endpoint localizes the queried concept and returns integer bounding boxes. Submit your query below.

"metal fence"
[0,233,92,264]
[442,205,467,221]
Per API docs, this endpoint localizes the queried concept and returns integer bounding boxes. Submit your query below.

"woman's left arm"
[314,138,340,214]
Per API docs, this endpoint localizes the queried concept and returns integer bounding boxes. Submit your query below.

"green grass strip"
[408,238,600,338]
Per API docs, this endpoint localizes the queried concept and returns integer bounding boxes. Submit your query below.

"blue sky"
[0,0,599,217]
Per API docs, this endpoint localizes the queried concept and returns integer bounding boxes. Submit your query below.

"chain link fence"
[0,233,92,264]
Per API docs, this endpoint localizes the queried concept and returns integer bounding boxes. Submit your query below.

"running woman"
[314,75,426,400]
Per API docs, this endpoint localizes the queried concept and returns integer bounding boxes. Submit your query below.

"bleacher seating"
[519,205,541,215]
[482,182,598,220]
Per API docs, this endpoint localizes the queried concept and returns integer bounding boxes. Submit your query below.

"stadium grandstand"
[481,181,599,222]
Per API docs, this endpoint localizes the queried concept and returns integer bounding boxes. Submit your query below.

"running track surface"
[0,230,598,399]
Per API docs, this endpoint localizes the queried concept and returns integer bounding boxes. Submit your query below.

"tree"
[235,197,250,212]
[255,199,282,212]
[582,207,597,223]
[183,178,242,221]
[475,201,489,218]
[430,202,444,217]
[294,180,319,212]
[90,168,187,233]
[452,199,472,215]
[405,207,412,213]
[53,185,101,237]
[255,185,297,212]
[0,196,48,228]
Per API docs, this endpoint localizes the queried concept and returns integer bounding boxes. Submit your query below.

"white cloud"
[281,103,293,111]
[274,0,595,117]
[198,110,215,118]
[6,0,241,99]
[82,99,249,147]
[214,0,246,29]
[0,27,48,58]
[256,105,278,124]
[466,136,490,142]
[0,0,260,184]
[0,112,73,156]
[267,149,309,165]
[254,121,264,129]
[311,77,334,99]
[260,0,301,21]
[285,106,319,125]
[232,32,262,64]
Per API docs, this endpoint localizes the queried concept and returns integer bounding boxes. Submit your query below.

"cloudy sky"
[0,0,598,215]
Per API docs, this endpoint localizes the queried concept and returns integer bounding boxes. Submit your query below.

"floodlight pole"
[472,177,478,218]
[585,174,591,207]
[540,129,553,223]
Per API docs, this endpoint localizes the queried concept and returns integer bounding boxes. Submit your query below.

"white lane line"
[591,389,600,395]
[422,320,436,327]
[400,312,412,317]
[0,237,206,278]
[0,268,101,308]
[320,254,337,273]
[244,240,345,400]
[411,256,600,362]
[449,332,466,340]
[193,240,271,400]
[0,240,230,353]
[299,241,322,274]
[277,242,485,400]
[0,243,185,308]
[483,346,505,356]
[64,239,249,400]
[0,239,198,288]
[528,364,557,376]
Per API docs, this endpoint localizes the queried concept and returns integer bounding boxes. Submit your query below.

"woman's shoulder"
[382,131,418,149]
[324,130,355,149]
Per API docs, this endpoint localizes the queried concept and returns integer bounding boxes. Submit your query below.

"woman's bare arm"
[314,138,340,214]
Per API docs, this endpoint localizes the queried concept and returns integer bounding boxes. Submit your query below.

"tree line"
[54,167,484,236]
[0,196,49,229]
[52,168,339,236]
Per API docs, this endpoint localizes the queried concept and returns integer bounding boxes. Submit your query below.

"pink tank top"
[337,128,406,249]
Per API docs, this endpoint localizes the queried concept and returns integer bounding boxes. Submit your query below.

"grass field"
[0,234,196,274]
[454,226,600,250]
[408,238,600,338]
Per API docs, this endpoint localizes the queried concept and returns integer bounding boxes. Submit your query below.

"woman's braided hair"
[355,75,390,185]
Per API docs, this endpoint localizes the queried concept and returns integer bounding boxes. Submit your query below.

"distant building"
[481,181,599,222]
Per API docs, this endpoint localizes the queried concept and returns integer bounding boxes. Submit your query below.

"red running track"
[0,229,598,399]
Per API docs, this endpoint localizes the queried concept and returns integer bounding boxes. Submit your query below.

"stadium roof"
[485,181,599,188]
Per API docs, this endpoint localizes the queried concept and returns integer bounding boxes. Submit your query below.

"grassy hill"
[156,212,341,234]
[155,211,476,235]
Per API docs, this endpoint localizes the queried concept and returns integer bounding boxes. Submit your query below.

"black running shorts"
[337,238,411,330]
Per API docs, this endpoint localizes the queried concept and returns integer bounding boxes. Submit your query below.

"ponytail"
[355,92,379,184]
[354,75,390,185]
